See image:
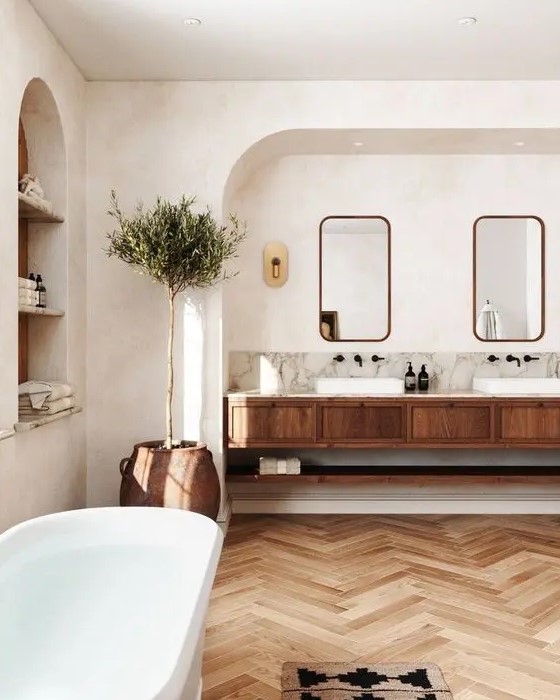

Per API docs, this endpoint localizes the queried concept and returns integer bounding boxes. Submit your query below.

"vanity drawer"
[318,403,405,442]
[228,402,316,445]
[408,402,492,443]
[497,403,560,443]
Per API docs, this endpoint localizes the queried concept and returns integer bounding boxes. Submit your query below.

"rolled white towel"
[19,396,76,416]
[258,466,277,475]
[18,381,75,409]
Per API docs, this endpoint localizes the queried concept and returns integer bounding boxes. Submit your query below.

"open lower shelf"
[18,193,64,223]
[18,305,64,317]
[226,464,560,483]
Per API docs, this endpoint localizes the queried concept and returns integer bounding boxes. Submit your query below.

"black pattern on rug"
[298,667,432,689]
[282,663,453,700]
[299,695,439,700]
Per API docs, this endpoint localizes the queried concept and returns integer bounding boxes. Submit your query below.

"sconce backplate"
[263,241,289,287]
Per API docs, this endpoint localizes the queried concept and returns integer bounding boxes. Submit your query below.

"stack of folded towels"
[18,381,76,420]
[18,277,38,309]
[259,457,301,475]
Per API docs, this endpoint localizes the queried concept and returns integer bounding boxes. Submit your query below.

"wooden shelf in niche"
[14,406,82,432]
[18,306,64,317]
[18,193,64,224]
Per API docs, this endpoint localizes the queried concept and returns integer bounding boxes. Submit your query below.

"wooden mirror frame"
[319,215,391,343]
[472,214,545,343]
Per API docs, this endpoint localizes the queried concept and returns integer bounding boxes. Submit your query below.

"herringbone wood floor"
[202,515,560,699]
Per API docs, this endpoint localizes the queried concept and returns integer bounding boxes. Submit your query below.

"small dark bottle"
[418,364,429,392]
[36,274,46,308]
[28,273,36,284]
[405,362,416,392]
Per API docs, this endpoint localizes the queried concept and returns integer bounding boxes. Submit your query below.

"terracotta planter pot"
[119,441,220,520]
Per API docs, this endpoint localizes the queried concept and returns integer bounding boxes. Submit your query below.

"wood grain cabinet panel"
[319,404,404,442]
[498,404,560,442]
[409,403,492,443]
[229,402,315,445]
[227,397,560,449]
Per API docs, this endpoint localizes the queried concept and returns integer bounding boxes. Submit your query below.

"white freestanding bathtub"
[0,507,223,700]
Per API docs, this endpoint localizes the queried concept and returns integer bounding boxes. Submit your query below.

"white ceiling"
[29,0,560,81]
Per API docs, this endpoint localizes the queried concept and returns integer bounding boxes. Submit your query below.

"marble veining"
[228,352,560,395]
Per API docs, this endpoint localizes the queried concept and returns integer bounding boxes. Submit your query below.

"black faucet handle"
[487,355,500,363]
[523,355,539,362]
[371,355,386,362]
[333,354,345,363]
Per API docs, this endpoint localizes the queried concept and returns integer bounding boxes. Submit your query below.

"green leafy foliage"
[106,191,246,297]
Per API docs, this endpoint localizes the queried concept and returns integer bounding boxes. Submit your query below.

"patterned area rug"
[281,663,453,699]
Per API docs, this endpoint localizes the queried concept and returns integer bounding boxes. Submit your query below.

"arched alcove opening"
[18,78,68,387]
[222,126,560,379]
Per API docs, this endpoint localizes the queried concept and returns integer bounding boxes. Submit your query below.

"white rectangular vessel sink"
[473,377,560,395]
[314,377,405,395]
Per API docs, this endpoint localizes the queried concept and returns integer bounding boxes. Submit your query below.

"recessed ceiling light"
[458,16,477,26]
[353,141,364,147]
[184,17,201,26]
[514,141,525,147]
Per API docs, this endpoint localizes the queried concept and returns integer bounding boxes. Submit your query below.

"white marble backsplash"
[228,351,560,394]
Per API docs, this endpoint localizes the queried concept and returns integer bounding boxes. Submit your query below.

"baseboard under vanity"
[229,486,560,515]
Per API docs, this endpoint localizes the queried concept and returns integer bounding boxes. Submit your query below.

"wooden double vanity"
[225,393,560,482]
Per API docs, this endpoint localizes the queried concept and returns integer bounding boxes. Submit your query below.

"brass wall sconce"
[263,241,288,287]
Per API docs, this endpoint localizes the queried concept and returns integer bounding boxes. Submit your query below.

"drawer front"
[499,405,560,442]
[409,404,492,442]
[319,405,404,442]
[229,404,315,444]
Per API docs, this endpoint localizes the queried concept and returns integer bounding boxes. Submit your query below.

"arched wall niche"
[19,78,67,212]
[18,77,68,382]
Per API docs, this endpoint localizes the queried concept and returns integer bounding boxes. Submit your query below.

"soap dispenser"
[418,364,429,392]
[405,362,416,392]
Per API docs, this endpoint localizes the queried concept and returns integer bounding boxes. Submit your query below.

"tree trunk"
[165,290,175,449]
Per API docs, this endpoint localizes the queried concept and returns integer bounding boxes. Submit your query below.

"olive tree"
[106,191,245,449]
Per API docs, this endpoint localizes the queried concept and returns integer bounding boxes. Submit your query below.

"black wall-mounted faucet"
[506,354,521,368]
[487,355,500,363]
[371,355,386,362]
[524,355,539,363]
[333,354,345,363]
[354,354,363,368]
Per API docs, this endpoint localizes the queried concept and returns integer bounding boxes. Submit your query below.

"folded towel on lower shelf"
[19,396,76,417]
[18,381,75,409]
[259,457,301,475]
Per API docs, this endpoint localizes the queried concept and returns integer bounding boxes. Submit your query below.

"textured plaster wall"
[0,0,87,531]
[86,80,560,509]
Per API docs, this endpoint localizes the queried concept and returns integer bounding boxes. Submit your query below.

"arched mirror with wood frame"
[473,215,545,342]
[319,215,391,342]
